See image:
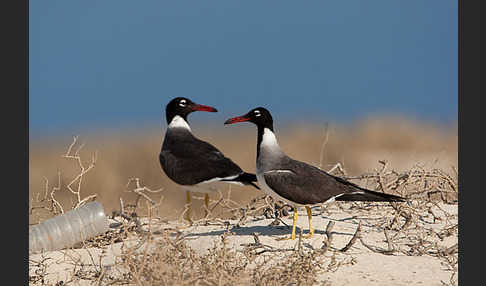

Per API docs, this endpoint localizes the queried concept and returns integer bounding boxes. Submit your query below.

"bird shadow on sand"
[182,224,353,238]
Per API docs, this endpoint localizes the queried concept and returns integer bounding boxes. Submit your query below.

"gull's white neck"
[168,115,191,131]
[260,128,282,152]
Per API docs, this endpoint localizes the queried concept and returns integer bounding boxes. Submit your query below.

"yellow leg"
[303,206,314,239]
[277,208,298,240]
[184,191,193,223]
[204,194,210,217]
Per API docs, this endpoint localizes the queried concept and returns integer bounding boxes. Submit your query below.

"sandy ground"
[29,200,457,286]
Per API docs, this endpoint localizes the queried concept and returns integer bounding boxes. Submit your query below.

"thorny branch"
[125,177,164,209]
[63,136,98,209]
[29,136,99,221]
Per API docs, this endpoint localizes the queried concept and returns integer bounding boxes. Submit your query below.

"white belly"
[183,180,242,194]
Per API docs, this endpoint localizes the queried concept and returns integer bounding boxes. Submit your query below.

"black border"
[458,0,484,284]
[4,0,29,282]
[3,0,28,282]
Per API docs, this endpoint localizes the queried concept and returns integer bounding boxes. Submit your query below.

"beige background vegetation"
[29,116,457,224]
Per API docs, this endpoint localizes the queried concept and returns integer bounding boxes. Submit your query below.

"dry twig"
[340,221,362,252]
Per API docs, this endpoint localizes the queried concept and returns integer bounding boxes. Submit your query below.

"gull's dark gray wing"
[263,157,404,205]
[160,130,258,188]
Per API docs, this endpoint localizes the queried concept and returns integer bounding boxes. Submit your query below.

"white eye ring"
[254,110,261,117]
[179,100,187,107]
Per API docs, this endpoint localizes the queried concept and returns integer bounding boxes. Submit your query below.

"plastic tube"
[29,201,110,254]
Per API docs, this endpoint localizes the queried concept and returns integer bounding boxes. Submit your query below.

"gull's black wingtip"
[240,172,260,190]
[336,189,407,202]
[221,172,260,190]
[248,181,260,190]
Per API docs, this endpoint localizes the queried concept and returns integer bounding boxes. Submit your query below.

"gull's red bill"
[191,104,218,112]
[224,116,250,125]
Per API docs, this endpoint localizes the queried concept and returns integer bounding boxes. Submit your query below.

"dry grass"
[111,230,330,285]
[29,117,458,285]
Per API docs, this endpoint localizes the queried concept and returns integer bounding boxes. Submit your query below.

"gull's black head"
[165,97,218,123]
[224,107,274,130]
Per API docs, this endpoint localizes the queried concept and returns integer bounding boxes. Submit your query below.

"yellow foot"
[184,191,193,225]
[302,232,314,239]
[276,208,299,240]
[302,206,315,239]
[276,235,296,241]
[204,193,210,218]
[276,231,314,240]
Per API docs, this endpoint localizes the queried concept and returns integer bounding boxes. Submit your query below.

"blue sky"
[30,0,457,138]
